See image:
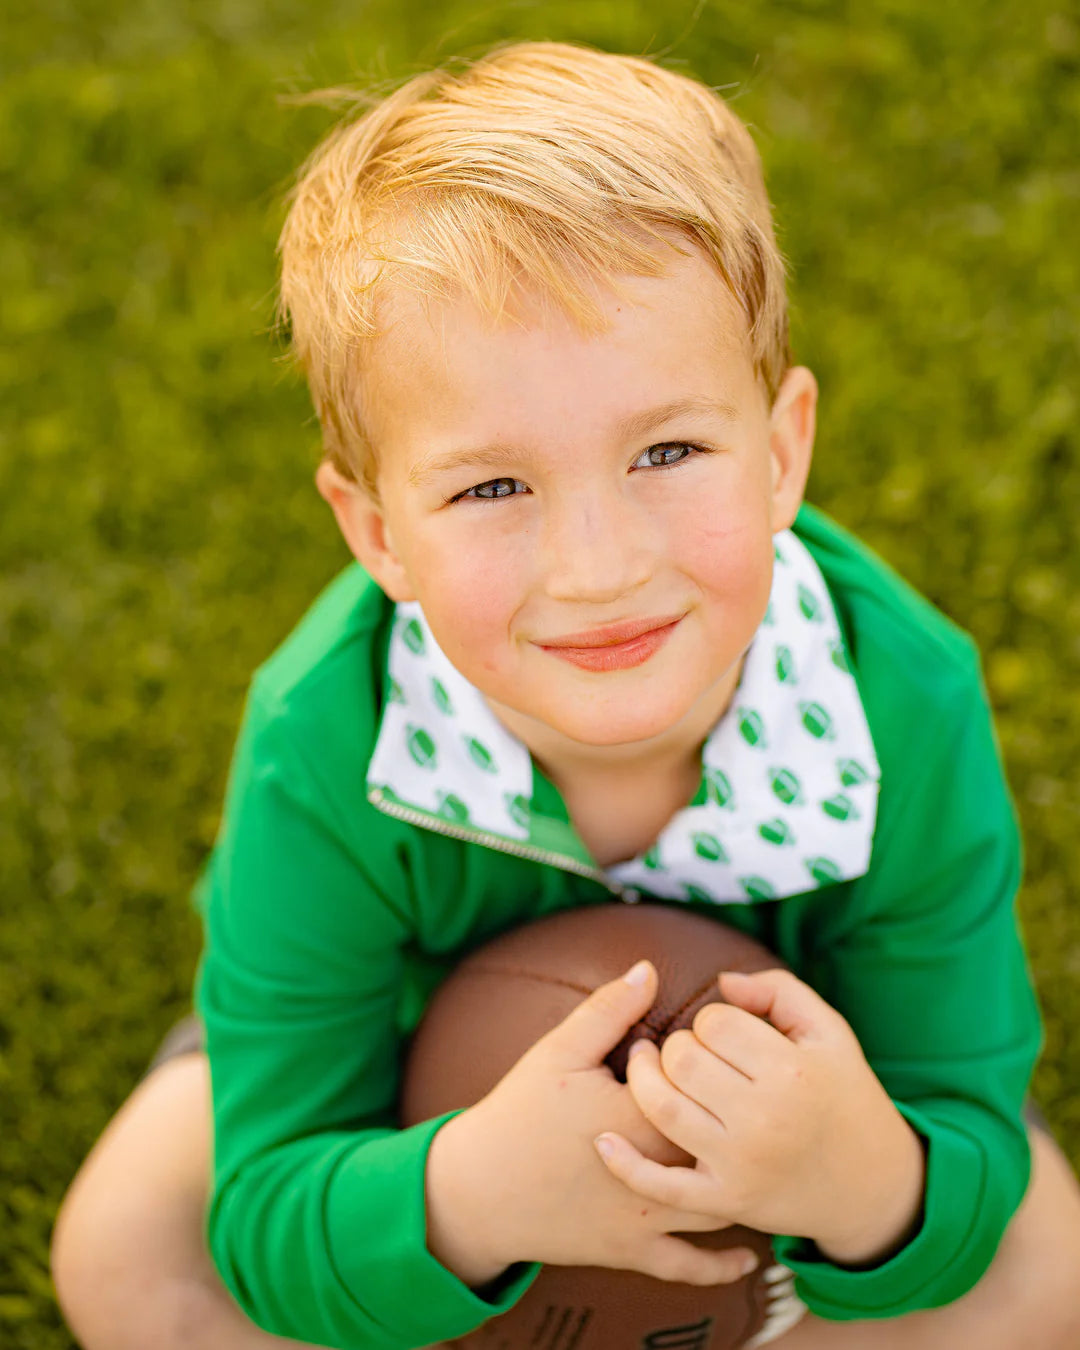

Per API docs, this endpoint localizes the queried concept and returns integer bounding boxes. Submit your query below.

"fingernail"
[628,1039,649,1059]
[624,960,650,985]
[594,1135,614,1159]
[737,1251,760,1277]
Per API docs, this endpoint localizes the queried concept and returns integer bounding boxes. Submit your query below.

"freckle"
[557,1078,566,1089]
[640,1208,649,1216]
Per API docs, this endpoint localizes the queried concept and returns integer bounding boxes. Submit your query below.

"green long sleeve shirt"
[192,501,1043,1348]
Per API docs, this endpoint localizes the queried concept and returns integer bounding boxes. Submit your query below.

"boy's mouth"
[536,614,684,672]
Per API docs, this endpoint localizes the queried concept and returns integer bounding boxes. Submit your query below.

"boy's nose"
[541,494,656,605]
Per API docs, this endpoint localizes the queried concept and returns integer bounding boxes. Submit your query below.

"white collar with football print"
[365,528,881,905]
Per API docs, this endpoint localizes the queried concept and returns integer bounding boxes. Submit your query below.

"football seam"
[462,964,722,1042]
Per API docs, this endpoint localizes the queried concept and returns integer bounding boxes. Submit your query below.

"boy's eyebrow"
[407,394,740,486]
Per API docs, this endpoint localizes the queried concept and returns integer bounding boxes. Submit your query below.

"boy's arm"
[771,640,1044,1319]
[194,683,540,1350]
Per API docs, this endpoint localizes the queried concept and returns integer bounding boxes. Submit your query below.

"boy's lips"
[539,614,686,648]
[535,613,685,672]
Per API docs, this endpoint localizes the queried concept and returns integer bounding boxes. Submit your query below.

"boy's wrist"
[814,1112,928,1268]
[424,1107,511,1289]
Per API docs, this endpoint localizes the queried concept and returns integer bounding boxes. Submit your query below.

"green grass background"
[2,0,1078,1343]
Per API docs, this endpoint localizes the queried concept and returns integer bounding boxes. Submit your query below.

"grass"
[2,0,1078,1343]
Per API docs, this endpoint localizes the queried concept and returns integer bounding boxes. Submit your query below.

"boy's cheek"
[678,514,773,618]
[418,569,528,678]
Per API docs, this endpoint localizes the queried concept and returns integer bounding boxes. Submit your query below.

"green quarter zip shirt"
[192,501,1043,1348]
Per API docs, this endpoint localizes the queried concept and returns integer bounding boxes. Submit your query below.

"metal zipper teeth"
[367,786,634,900]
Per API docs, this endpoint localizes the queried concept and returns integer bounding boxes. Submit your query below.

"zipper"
[367,786,640,902]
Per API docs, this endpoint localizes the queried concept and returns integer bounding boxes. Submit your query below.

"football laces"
[743,1263,807,1348]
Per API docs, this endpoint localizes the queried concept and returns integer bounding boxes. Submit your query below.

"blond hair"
[274,39,790,495]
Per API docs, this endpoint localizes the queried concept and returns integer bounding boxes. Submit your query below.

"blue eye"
[632,442,704,469]
[447,443,710,505]
[453,477,529,503]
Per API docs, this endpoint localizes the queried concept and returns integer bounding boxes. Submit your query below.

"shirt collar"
[366,528,880,902]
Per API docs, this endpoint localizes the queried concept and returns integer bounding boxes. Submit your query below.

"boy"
[50,38,1080,1350]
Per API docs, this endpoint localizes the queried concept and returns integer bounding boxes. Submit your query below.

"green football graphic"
[759,818,795,846]
[828,639,852,674]
[821,792,859,821]
[436,791,470,823]
[431,678,453,715]
[775,644,797,684]
[401,618,425,655]
[406,725,437,769]
[703,766,735,808]
[684,883,716,905]
[806,856,843,886]
[797,583,823,622]
[642,844,663,870]
[388,678,407,705]
[738,708,767,748]
[739,875,776,901]
[836,757,870,787]
[799,701,835,740]
[692,831,728,863]
[466,736,497,772]
[769,767,803,805]
[504,792,530,830]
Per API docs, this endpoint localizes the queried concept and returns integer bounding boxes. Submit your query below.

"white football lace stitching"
[743,1263,807,1348]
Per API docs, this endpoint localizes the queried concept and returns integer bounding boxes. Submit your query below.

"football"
[399,900,806,1349]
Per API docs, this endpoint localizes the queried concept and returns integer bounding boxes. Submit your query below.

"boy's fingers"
[645,1235,760,1287]
[717,968,847,1044]
[688,1001,788,1079]
[594,1132,726,1219]
[542,960,657,1070]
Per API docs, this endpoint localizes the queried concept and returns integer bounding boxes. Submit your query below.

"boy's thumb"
[544,960,656,1070]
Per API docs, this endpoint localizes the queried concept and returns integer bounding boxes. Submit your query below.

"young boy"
[50,38,1080,1350]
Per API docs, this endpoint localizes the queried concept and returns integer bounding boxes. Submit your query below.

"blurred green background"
[2,0,1078,1343]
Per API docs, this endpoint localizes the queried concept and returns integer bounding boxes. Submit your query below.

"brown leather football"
[398,901,805,1350]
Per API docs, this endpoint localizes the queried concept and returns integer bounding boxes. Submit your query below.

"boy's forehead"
[362,243,759,457]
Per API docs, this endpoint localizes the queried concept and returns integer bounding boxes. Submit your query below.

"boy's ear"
[314,459,416,602]
[767,365,817,533]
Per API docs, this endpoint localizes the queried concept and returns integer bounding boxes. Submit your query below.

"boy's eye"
[632,442,702,469]
[448,442,709,504]
[454,477,529,502]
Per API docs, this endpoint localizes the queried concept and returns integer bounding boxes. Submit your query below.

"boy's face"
[319,237,815,753]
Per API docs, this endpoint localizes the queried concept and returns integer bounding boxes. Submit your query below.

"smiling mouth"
[536,614,684,672]
[539,614,686,649]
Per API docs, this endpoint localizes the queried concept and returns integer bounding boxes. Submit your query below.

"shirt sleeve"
[193,682,541,1349]
[771,642,1045,1319]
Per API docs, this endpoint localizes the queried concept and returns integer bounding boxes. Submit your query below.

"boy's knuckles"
[772,1057,804,1091]
[761,1058,811,1110]
[643,1088,685,1135]
[660,1029,700,1079]
[692,1002,734,1042]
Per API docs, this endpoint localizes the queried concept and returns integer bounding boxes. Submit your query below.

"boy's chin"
[529,697,697,753]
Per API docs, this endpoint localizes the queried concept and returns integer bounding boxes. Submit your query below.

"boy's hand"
[593,969,927,1266]
[424,961,761,1289]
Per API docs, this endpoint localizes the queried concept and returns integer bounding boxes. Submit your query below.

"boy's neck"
[483,656,746,796]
